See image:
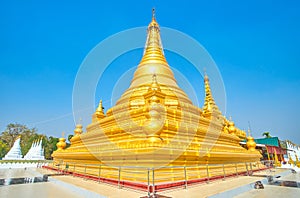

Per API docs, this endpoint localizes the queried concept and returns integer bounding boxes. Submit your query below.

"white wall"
[0,162,48,169]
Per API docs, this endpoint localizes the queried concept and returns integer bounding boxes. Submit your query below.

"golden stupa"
[52,10,262,184]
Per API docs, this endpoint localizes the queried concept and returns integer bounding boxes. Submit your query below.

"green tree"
[1,123,61,159]
[1,123,38,156]
[44,136,59,159]
[68,134,74,143]
[0,140,9,159]
[20,130,39,156]
[1,123,28,147]
[262,131,272,138]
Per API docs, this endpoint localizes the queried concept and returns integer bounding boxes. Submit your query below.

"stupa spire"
[3,136,22,160]
[202,74,222,117]
[52,10,263,184]
[128,9,183,92]
[140,8,167,66]
[114,9,193,107]
[96,100,105,115]
[92,99,105,121]
[152,8,155,20]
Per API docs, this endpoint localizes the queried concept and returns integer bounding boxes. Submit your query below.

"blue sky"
[1,1,300,143]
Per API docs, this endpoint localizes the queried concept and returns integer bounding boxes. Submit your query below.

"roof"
[254,137,280,147]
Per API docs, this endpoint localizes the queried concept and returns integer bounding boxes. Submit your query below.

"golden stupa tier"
[52,10,261,182]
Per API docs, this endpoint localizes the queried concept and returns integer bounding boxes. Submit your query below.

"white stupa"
[23,138,45,160]
[3,137,23,160]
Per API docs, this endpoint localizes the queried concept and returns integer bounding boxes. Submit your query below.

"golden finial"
[247,121,252,137]
[204,68,209,82]
[100,100,103,109]
[61,131,65,138]
[152,8,155,20]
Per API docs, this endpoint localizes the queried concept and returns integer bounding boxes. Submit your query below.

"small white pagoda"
[23,139,45,160]
[3,137,23,160]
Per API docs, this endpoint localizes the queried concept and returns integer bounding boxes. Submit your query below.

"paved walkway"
[162,176,266,198]
[51,175,145,198]
[234,185,300,198]
[2,167,298,198]
[0,181,83,198]
[234,169,300,198]
[38,168,290,197]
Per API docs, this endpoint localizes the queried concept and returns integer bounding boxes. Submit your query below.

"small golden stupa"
[52,10,261,183]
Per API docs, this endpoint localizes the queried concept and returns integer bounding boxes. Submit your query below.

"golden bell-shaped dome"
[52,10,263,181]
[56,137,66,151]
[115,9,192,108]
[228,121,236,134]
[246,136,256,152]
[74,124,83,136]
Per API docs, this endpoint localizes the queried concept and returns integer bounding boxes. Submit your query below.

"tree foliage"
[262,131,272,138]
[0,123,61,159]
[44,136,59,159]
[1,123,33,148]
[0,140,9,159]
[68,134,73,143]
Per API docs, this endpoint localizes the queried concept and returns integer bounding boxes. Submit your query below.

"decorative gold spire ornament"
[295,154,300,168]
[52,10,262,183]
[91,100,106,123]
[288,153,294,165]
[274,149,281,167]
[246,128,257,152]
[56,134,66,151]
[202,74,222,118]
[74,124,83,136]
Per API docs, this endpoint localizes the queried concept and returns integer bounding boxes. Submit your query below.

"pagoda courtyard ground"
[0,167,299,198]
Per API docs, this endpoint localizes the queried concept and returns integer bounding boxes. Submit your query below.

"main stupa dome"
[52,9,262,185]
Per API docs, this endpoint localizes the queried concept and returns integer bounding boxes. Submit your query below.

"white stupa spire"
[3,137,23,160]
[23,138,45,160]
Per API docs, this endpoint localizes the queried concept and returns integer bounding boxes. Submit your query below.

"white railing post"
[245,163,249,176]
[222,164,226,180]
[98,165,101,183]
[147,168,150,198]
[73,163,76,177]
[118,167,121,189]
[206,164,210,183]
[152,168,155,196]
[84,164,87,179]
[184,166,188,189]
